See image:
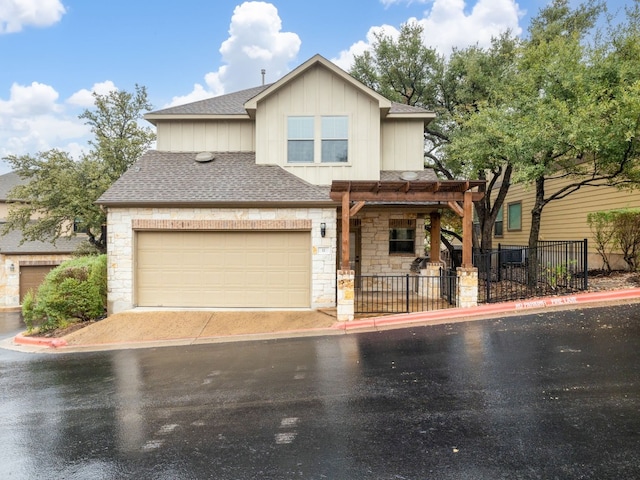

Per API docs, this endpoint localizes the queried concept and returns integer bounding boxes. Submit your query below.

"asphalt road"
[0,303,639,479]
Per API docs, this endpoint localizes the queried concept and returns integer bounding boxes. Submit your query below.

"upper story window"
[321,116,348,163]
[287,116,314,163]
[287,115,348,164]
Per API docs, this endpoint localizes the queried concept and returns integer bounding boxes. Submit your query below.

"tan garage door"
[20,265,57,302]
[136,231,311,308]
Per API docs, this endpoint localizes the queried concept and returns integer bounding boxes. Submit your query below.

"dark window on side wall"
[389,219,415,254]
[494,206,504,236]
[507,202,522,231]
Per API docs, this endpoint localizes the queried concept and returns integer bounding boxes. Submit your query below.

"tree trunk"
[527,176,545,287]
[478,164,513,252]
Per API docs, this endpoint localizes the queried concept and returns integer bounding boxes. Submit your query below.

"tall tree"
[449,0,640,284]
[351,23,519,250]
[3,85,155,252]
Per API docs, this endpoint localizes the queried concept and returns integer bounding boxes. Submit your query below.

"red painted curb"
[11,288,640,349]
[337,288,640,331]
[14,334,67,348]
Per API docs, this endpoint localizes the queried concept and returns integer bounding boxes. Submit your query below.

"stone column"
[456,266,478,308]
[337,269,355,321]
[419,262,443,299]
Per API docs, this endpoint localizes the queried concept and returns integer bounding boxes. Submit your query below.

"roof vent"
[195,152,215,163]
[400,171,418,181]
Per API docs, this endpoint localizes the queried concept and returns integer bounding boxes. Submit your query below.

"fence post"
[498,243,502,282]
[583,238,588,290]
[405,274,410,314]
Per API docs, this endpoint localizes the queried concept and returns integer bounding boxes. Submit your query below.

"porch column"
[341,191,350,270]
[420,263,442,299]
[462,191,473,267]
[456,266,478,308]
[429,211,441,263]
[336,269,355,322]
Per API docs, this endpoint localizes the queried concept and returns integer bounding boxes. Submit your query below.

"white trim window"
[287,115,349,164]
[321,116,348,163]
[287,116,314,163]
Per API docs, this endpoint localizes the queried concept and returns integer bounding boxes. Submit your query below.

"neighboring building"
[0,172,86,308]
[491,175,640,270]
[98,55,482,318]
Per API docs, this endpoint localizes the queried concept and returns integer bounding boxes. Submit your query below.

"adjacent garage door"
[136,231,311,308]
[20,265,57,302]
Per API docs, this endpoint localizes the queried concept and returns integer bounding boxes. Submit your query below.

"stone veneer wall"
[358,211,426,274]
[107,207,337,314]
[0,254,72,307]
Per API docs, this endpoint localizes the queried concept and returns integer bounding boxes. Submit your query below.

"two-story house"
[98,55,482,320]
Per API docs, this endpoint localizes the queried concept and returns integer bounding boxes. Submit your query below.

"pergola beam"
[332,178,486,272]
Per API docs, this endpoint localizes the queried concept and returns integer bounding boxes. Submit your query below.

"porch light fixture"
[9,263,14,272]
[320,222,326,238]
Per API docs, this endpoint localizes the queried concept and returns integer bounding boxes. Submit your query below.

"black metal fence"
[354,270,458,315]
[474,239,588,303]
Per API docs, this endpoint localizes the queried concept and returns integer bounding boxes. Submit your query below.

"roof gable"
[143,55,434,125]
[243,54,392,118]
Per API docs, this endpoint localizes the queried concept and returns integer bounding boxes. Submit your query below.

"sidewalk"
[9,288,640,353]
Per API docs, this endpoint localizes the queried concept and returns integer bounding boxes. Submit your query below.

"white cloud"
[334,0,523,69]
[66,81,118,107]
[0,81,93,171]
[0,81,60,116]
[0,0,66,34]
[167,83,215,108]
[167,1,301,107]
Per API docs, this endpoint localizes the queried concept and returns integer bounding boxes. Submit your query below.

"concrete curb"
[332,288,640,331]
[12,288,640,351]
[14,334,67,348]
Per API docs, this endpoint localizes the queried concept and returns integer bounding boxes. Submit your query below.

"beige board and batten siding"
[255,63,382,184]
[380,119,427,172]
[136,230,311,308]
[155,120,256,152]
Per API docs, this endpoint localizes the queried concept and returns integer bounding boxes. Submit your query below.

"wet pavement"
[0,304,639,479]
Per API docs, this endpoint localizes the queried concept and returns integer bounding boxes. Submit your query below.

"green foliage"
[449,0,640,253]
[350,22,519,250]
[22,255,107,333]
[542,260,576,290]
[587,210,617,272]
[611,209,640,271]
[2,85,155,253]
[587,208,640,272]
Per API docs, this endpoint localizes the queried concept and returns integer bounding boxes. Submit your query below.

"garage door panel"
[136,231,310,308]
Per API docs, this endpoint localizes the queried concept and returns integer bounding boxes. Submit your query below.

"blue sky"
[0,0,632,174]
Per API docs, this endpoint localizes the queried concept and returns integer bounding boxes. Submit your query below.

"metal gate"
[354,271,457,315]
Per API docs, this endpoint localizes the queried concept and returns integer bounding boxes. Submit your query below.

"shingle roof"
[0,172,26,200]
[147,85,431,117]
[380,170,440,181]
[0,227,86,254]
[97,151,334,206]
[148,85,271,116]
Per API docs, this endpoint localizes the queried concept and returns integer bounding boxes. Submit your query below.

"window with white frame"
[287,115,348,164]
[321,116,348,163]
[287,116,314,163]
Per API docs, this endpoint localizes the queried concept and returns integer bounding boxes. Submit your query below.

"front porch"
[330,177,485,321]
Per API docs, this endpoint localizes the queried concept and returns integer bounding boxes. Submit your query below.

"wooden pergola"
[330,179,485,269]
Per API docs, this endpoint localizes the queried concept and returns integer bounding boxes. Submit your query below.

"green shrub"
[588,208,640,272]
[23,254,107,333]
